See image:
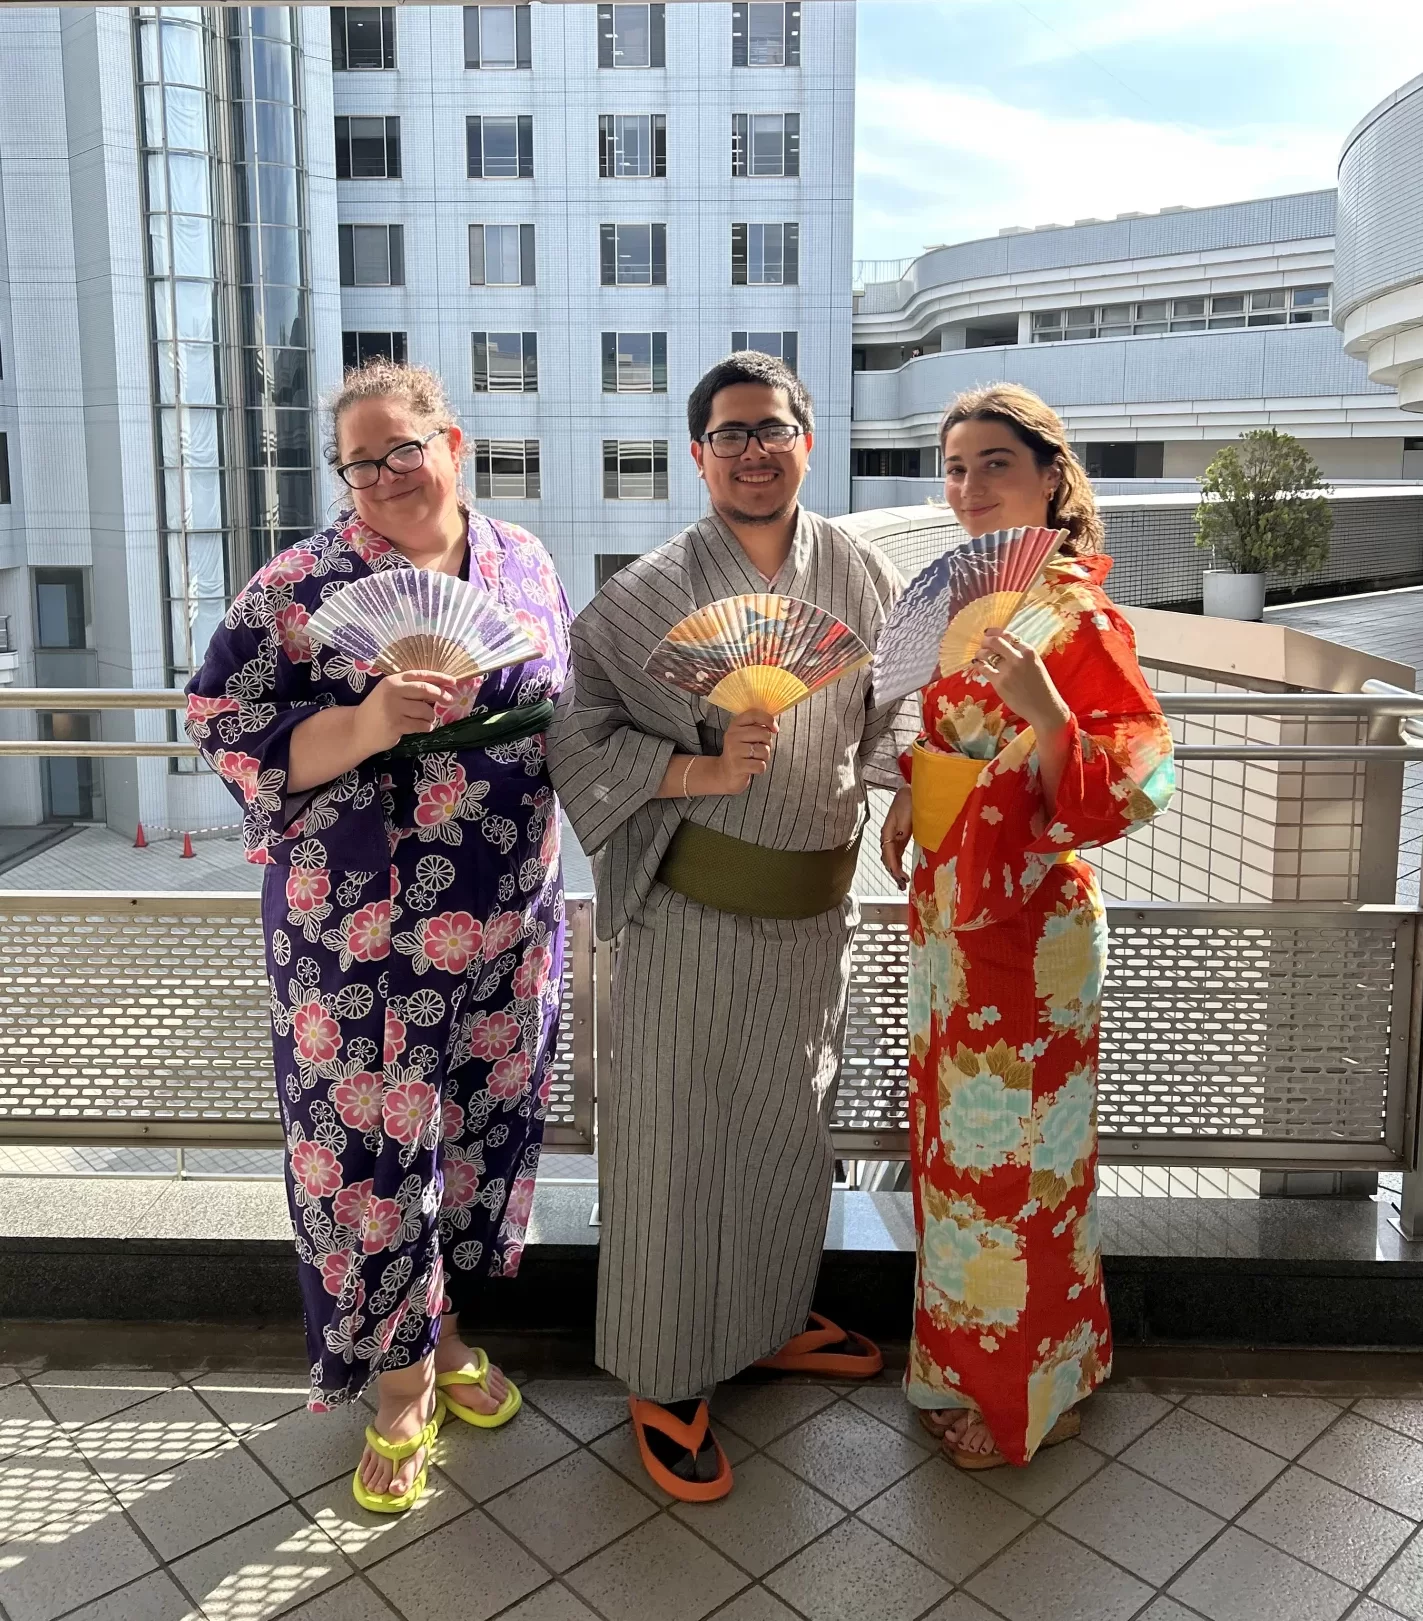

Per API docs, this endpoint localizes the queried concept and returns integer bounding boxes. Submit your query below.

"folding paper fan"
[871,526,1068,703]
[643,594,871,716]
[305,569,537,681]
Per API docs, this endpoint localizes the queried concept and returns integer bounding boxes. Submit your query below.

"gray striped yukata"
[548,509,916,1401]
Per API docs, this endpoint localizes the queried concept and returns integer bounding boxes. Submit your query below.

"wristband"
[680,756,696,798]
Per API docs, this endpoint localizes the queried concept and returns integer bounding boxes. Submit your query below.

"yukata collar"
[335,507,504,596]
[700,503,812,596]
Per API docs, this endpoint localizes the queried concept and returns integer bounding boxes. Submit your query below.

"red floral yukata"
[904,554,1175,1464]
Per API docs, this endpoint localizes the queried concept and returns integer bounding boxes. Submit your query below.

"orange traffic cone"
[180,831,195,859]
[133,822,148,849]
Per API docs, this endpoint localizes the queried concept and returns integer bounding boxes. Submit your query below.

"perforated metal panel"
[0,893,595,1151]
[830,901,1417,1165]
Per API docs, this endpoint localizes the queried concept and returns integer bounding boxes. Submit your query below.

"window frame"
[731,111,800,178]
[599,222,667,286]
[602,437,669,499]
[334,114,401,180]
[731,329,797,370]
[330,5,396,71]
[342,330,408,370]
[466,114,535,179]
[597,3,667,69]
[464,4,532,70]
[600,330,668,392]
[338,223,404,287]
[472,437,541,499]
[468,222,536,286]
[472,330,538,393]
[597,113,667,179]
[732,2,801,68]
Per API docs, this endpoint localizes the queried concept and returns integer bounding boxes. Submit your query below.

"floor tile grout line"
[1365,1517,1423,1610]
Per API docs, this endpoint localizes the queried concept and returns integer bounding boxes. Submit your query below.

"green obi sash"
[383,698,555,760]
[656,819,862,920]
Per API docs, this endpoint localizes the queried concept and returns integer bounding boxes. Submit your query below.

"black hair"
[686,351,815,442]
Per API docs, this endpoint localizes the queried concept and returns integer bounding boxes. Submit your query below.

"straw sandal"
[352,1394,447,1514]
[946,1407,1081,1472]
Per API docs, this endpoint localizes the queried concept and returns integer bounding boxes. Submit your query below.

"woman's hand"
[356,670,461,755]
[710,708,778,794]
[974,628,1070,736]
[880,785,914,890]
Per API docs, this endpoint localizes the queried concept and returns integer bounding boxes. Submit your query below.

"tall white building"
[0,1,857,836]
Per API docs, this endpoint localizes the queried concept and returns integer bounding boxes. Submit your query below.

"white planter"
[1202,570,1266,621]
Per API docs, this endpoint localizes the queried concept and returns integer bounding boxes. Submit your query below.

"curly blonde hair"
[325,359,464,476]
[938,383,1104,555]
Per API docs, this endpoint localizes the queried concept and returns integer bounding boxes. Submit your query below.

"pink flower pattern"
[183,508,568,1409]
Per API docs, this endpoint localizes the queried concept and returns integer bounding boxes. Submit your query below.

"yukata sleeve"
[546,604,678,855]
[854,542,921,792]
[183,576,389,870]
[951,601,1175,931]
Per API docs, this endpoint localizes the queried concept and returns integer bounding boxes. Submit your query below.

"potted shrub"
[1195,429,1333,620]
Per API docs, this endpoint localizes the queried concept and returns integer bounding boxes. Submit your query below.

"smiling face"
[335,396,464,542]
[690,381,812,528]
[941,416,1060,538]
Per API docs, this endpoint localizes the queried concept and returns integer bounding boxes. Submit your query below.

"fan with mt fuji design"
[644,594,871,716]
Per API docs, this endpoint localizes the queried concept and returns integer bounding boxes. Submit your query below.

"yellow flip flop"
[352,1394,447,1514]
[435,1347,522,1428]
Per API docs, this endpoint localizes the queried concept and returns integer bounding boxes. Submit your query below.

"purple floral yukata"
[186,509,569,1409]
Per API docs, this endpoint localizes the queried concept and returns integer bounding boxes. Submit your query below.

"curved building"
[1336,71,1423,412]
[851,190,1423,512]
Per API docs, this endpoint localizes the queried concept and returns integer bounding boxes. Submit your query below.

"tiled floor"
[4,1361,1423,1621]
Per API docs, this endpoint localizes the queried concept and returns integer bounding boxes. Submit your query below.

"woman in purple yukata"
[186,361,569,1513]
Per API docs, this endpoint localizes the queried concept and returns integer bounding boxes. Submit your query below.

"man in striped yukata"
[549,353,916,1501]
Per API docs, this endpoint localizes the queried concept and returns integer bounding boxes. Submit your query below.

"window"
[731,329,797,369]
[338,224,404,286]
[0,433,8,504]
[464,4,531,69]
[603,439,669,499]
[34,569,86,648]
[473,438,540,499]
[473,331,538,392]
[1031,286,1334,342]
[598,115,667,178]
[600,223,667,285]
[330,6,396,70]
[732,113,799,177]
[853,448,934,479]
[335,116,401,179]
[342,331,408,370]
[1081,443,1165,479]
[733,2,800,67]
[601,331,668,391]
[597,4,666,68]
[469,223,536,285]
[731,222,798,285]
[467,115,534,179]
[595,553,641,590]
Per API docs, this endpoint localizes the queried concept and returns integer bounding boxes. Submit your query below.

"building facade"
[850,190,1423,512]
[330,0,855,606]
[0,0,856,835]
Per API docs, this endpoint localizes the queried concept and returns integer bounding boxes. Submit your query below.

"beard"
[712,489,799,528]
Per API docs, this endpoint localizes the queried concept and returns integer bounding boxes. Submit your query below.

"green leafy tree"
[1195,429,1333,578]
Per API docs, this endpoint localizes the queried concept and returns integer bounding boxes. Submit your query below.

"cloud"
[854,78,1341,257]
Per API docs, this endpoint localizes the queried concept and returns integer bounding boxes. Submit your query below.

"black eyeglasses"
[335,429,446,490]
[700,423,803,459]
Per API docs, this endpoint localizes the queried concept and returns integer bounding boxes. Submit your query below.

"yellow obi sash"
[910,743,985,854]
[910,741,1077,864]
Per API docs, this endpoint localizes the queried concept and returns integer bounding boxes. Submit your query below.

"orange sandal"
[628,1396,734,1503]
[754,1311,884,1379]
[947,1407,1081,1471]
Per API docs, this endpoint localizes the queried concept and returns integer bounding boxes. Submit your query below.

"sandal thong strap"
[435,1347,492,1392]
[628,1396,710,1455]
[363,1406,441,1465]
[775,1311,845,1357]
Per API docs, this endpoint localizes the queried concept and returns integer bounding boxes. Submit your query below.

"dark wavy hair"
[938,383,1104,555]
[687,351,815,442]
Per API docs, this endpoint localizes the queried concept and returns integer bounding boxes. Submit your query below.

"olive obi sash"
[656,819,862,920]
[911,740,1076,864]
[382,698,555,760]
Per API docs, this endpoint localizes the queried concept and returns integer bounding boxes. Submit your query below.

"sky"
[853,0,1423,263]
